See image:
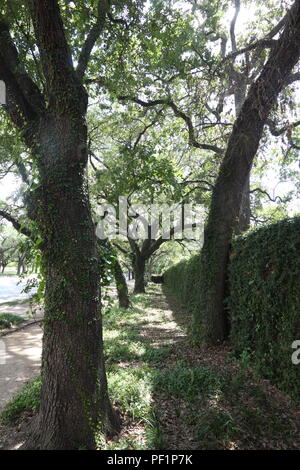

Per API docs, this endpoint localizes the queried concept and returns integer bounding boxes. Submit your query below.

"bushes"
[164,216,300,402]
[163,255,201,316]
[228,216,300,402]
[0,313,24,330]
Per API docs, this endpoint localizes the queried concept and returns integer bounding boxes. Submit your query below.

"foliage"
[164,216,300,402]
[228,216,300,403]
[153,363,222,400]
[163,253,201,320]
[0,313,24,329]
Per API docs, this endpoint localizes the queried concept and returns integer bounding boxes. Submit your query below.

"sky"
[0,173,20,201]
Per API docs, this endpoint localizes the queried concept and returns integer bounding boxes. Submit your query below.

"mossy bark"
[23,116,119,449]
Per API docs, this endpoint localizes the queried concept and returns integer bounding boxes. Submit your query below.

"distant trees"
[91,0,300,345]
[0,228,27,273]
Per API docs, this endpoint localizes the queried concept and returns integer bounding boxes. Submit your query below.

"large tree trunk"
[234,77,251,234]
[133,255,146,294]
[193,1,300,345]
[23,115,119,449]
[114,257,130,309]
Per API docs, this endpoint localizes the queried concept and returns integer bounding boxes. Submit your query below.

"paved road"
[0,276,41,320]
[0,276,37,304]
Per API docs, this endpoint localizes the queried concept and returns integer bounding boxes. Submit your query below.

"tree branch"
[0,210,32,238]
[26,0,87,112]
[76,0,110,81]
[266,118,300,136]
[0,19,45,119]
[118,96,224,155]
[146,223,198,258]
[112,241,129,255]
[250,188,284,203]
[225,38,277,61]
[225,8,288,62]
[133,111,163,149]
[230,0,241,54]
[284,71,300,86]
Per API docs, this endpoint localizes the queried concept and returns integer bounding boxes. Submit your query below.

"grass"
[0,313,24,330]
[0,299,29,307]
[0,377,41,425]
[153,363,223,400]
[1,285,299,450]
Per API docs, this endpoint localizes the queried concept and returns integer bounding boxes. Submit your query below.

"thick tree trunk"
[23,116,119,450]
[234,76,251,234]
[193,1,300,345]
[114,258,130,309]
[1,0,119,450]
[133,255,146,294]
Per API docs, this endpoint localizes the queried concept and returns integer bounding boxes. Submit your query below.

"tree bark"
[237,175,251,233]
[194,0,300,345]
[25,117,119,450]
[114,257,130,309]
[133,255,146,294]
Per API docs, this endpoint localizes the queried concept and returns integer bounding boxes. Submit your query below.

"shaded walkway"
[0,324,42,410]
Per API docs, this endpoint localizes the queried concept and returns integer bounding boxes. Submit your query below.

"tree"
[99,239,131,309]
[0,232,18,272]
[92,133,203,294]
[114,254,131,309]
[194,0,300,345]
[100,0,299,341]
[0,0,122,449]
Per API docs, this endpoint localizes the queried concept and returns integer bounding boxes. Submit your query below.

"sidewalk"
[0,324,42,410]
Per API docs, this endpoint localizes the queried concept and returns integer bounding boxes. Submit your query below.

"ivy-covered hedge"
[164,216,300,402]
[163,254,201,317]
[228,216,300,402]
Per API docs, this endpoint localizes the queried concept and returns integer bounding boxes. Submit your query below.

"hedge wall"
[164,216,300,402]
[228,216,300,402]
[163,254,201,318]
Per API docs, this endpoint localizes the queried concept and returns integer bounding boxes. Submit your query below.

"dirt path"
[0,324,42,411]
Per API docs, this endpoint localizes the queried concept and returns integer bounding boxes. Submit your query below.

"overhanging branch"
[250,188,284,203]
[76,0,110,80]
[0,210,32,238]
[118,96,224,155]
